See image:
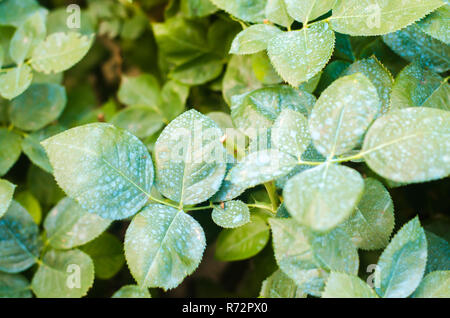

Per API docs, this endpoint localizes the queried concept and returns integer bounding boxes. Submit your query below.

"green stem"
[184,202,214,212]
[247,203,274,213]
[148,195,180,210]
[264,182,279,212]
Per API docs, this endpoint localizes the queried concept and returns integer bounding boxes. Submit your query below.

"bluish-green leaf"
[362,107,450,183]
[284,164,364,232]
[42,123,154,220]
[382,24,450,73]
[390,62,449,110]
[344,57,393,115]
[260,269,306,298]
[417,6,450,44]
[268,22,335,86]
[231,85,316,138]
[21,124,64,173]
[154,110,226,205]
[309,73,381,157]
[44,197,111,250]
[10,83,67,131]
[425,231,450,274]
[227,150,297,189]
[269,218,359,296]
[212,200,250,228]
[125,204,206,290]
[0,0,45,27]
[0,201,41,273]
[375,217,427,298]
[271,108,310,159]
[340,178,395,250]
[0,273,32,298]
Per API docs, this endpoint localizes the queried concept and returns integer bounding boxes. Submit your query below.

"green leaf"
[21,124,64,173]
[417,6,450,44]
[382,24,450,73]
[154,110,226,205]
[31,32,94,74]
[252,52,282,85]
[412,271,450,298]
[0,179,15,218]
[375,217,427,298]
[340,178,395,250]
[26,164,64,206]
[231,85,316,138]
[330,0,444,36]
[271,108,310,159]
[322,272,378,298]
[390,62,449,111]
[211,162,247,203]
[284,164,364,232]
[344,57,394,115]
[223,55,263,105]
[15,191,41,224]
[80,232,125,280]
[265,0,293,27]
[118,74,160,109]
[112,285,151,298]
[230,24,281,55]
[212,200,250,228]
[124,204,206,290]
[362,107,450,183]
[425,231,450,274]
[259,269,306,298]
[10,83,67,131]
[170,54,223,85]
[0,128,22,176]
[227,150,298,189]
[181,0,218,18]
[269,218,359,296]
[44,197,111,250]
[111,106,165,139]
[31,249,94,298]
[215,214,269,261]
[0,64,33,100]
[42,123,154,220]
[9,11,46,64]
[0,201,41,273]
[210,0,267,23]
[268,22,335,86]
[46,7,95,36]
[0,0,44,27]
[153,17,209,65]
[284,0,335,24]
[309,73,381,157]
[0,272,32,298]
[160,80,189,121]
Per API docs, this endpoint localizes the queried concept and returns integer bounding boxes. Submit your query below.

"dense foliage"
[0,0,449,298]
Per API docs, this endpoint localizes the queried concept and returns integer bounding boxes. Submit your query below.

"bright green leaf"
[323,272,378,298]
[285,0,335,24]
[0,64,33,100]
[259,269,306,298]
[212,200,250,228]
[112,285,151,298]
[230,24,281,55]
[412,271,450,298]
